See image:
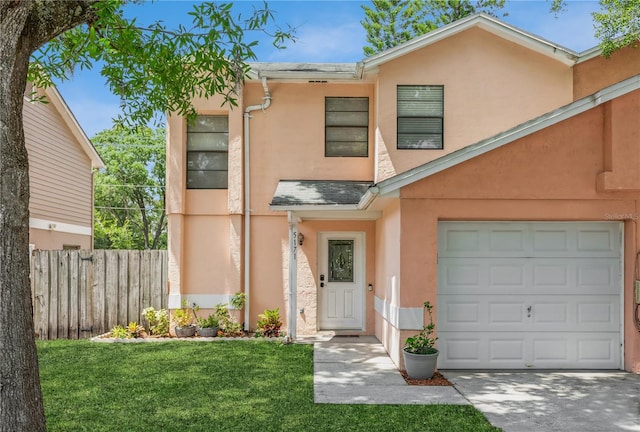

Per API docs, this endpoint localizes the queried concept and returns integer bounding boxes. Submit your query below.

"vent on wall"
[309,80,328,83]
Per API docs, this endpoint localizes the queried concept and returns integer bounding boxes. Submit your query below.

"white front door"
[318,232,365,330]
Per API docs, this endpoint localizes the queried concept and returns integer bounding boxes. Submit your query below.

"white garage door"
[437,222,622,369]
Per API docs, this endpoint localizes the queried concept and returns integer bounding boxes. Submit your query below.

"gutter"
[243,77,271,332]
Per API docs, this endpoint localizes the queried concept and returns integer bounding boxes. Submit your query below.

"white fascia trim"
[357,187,379,210]
[269,204,360,212]
[376,74,640,196]
[374,296,423,330]
[168,293,234,309]
[295,210,381,221]
[363,14,577,70]
[30,217,91,236]
[43,86,105,169]
[577,46,603,63]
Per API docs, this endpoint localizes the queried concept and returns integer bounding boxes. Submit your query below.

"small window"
[397,85,443,149]
[325,97,369,157]
[186,115,228,189]
[62,245,80,250]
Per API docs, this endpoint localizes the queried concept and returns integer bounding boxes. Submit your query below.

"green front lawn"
[38,340,499,432]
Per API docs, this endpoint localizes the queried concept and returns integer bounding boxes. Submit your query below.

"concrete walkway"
[312,336,640,432]
[313,336,468,405]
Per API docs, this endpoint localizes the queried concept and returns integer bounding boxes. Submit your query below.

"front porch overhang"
[270,180,382,220]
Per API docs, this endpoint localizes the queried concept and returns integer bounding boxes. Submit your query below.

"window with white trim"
[325,97,369,157]
[186,115,228,189]
[397,85,443,149]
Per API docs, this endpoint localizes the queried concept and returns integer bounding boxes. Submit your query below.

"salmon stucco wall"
[393,95,640,371]
[166,93,244,307]
[245,81,375,216]
[574,45,640,100]
[375,26,573,181]
[374,200,403,365]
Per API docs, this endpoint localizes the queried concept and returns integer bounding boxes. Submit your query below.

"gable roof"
[250,13,582,82]
[42,85,104,169]
[366,74,640,202]
[361,13,579,71]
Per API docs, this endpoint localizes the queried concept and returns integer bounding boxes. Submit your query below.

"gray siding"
[23,91,93,228]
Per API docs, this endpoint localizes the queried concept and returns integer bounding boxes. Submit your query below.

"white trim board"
[374,296,423,330]
[168,293,236,309]
[30,217,91,236]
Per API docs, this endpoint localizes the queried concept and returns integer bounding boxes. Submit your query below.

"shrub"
[230,292,246,309]
[142,306,169,336]
[215,303,244,336]
[110,322,145,339]
[255,308,282,338]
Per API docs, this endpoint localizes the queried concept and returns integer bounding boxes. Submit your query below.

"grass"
[37,340,500,432]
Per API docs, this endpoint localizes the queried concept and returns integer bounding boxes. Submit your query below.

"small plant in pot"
[403,300,439,379]
[196,313,220,337]
[172,300,196,337]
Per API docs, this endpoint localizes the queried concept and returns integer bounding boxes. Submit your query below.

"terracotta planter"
[403,349,439,379]
[197,326,218,337]
[175,325,196,337]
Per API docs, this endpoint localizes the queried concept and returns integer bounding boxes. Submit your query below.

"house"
[23,83,104,250]
[166,13,640,372]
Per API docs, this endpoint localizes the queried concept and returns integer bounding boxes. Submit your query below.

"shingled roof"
[270,180,373,208]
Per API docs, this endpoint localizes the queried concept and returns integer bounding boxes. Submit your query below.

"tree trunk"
[0,2,98,430]
[0,3,46,431]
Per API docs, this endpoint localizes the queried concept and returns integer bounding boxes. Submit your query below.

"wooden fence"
[30,249,168,339]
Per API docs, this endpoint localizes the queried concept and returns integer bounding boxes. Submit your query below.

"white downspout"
[287,211,298,340]
[243,77,271,331]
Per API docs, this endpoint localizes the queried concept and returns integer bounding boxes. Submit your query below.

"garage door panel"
[437,222,622,370]
[440,258,620,295]
[439,332,621,369]
[441,295,619,332]
[439,222,621,258]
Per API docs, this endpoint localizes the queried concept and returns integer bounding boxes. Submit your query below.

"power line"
[95,184,165,189]
[95,206,166,211]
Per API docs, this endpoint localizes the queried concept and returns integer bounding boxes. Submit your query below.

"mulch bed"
[400,370,453,386]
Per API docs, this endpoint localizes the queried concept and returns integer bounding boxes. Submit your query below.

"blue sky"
[53,0,602,138]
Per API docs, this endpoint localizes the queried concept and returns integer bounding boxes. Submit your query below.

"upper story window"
[186,115,228,189]
[397,85,444,150]
[325,97,369,157]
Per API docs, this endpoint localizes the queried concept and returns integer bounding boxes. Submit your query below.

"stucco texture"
[394,91,640,371]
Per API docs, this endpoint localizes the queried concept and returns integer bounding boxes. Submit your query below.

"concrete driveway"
[444,371,640,432]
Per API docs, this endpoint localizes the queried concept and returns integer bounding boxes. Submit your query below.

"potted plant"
[403,301,439,379]
[172,300,196,337]
[196,313,220,337]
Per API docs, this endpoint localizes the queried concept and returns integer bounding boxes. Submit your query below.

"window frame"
[186,115,229,190]
[396,85,444,150]
[324,96,369,158]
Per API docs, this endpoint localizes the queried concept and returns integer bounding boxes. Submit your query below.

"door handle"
[527,305,532,318]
